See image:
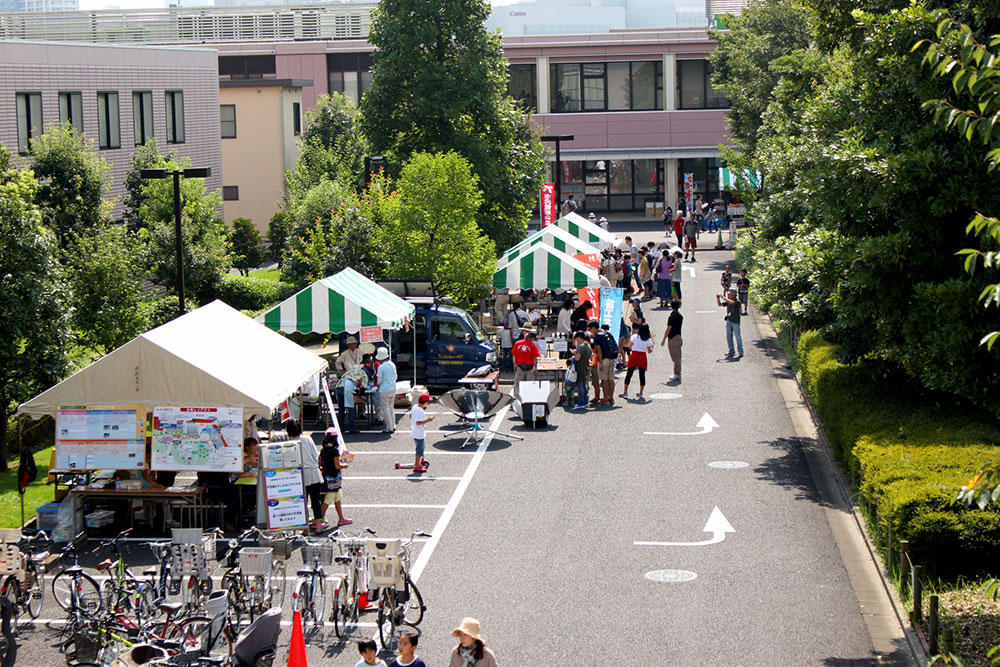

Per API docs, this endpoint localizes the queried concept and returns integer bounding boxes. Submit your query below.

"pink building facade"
[0,40,222,218]
[216,27,728,214]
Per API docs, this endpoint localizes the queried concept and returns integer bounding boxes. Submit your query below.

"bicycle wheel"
[171,615,233,658]
[1,576,20,626]
[248,575,266,621]
[331,577,351,639]
[182,575,200,613]
[0,600,15,667]
[25,564,43,620]
[269,560,286,608]
[52,571,101,614]
[376,588,399,651]
[222,573,244,630]
[400,578,425,627]
[311,572,325,629]
[292,579,311,625]
[99,578,117,613]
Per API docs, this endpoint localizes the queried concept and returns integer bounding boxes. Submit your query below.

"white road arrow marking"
[693,310,716,314]
[643,411,719,436]
[634,507,735,547]
[683,264,696,277]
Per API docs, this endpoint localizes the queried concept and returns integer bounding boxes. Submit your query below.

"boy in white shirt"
[410,393,434,472]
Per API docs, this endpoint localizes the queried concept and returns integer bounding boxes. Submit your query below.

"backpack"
[597,331,618,359]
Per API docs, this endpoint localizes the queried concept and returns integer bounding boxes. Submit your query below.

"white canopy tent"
[502,223,600,263]
[18,300,328,418]
[554,212,619,249]
[493,244,601,291]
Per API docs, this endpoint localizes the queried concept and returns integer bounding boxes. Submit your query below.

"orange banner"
[577,287,600,320]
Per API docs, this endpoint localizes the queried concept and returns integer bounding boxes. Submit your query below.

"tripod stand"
[453,410,524,449]
[438,389,524,449]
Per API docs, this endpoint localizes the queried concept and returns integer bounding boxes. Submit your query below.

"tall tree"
[122,139,163,233]
[361,0,545,249]
[288,94,371,197]
[230,218,263,276]
[377,152,495,306]
[0,150,70,470]
[29,124,109,245]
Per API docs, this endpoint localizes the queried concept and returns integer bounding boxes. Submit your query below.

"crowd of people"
[355,617,499,667]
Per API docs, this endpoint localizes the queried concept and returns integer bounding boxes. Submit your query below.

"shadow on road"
[753,436,832,507]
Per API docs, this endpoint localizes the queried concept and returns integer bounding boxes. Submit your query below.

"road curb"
[749,305,924,666]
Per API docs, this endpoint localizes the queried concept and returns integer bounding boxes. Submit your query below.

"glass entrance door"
[584,160,608,211]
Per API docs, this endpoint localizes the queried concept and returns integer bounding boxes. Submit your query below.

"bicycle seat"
[296,569,314,578]
[157,601,183,616]
[95,559,114,571]
[142,569,157,577]
[61,565,83,575]
[334,556,351,564]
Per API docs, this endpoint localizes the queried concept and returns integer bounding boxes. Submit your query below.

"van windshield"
[463,313,487,342]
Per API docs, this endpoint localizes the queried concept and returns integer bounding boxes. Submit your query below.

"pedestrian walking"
[673,210,686,248]
[599,216,609,231]
[660,300,683,381]
[448,618,499,667]
[636,247,652,300]
[356,639,388,667]
[720,264,733,293]
[670,247,684,301]
[572,331,592,409]
[319,427,352,527]
[561,194,577,215]
[717,289,744,358]
[628,296,646,332]
[587,320,617,404]
[654,251,673,307]
[620,323,654,400]
[736,268,750,315]
[388,631,426,667]
[375,347,397,433]
[285,419,326,533]
[684,216,700,261]
[410,393,434,472]
[663,205,673,236]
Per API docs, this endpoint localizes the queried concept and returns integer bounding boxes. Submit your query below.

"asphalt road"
[12,223,911,666]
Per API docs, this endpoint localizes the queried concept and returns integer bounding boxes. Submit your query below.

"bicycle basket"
[168,543,208,578]
[171,528,204,545]
[0,544,23,576]
[258,533,293,561]
[333,538,366,557]
[238,547,274,576]
[299,543,336,567]
[366,539,401,589]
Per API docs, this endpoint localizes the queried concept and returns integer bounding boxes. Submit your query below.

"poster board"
[359,325,382,344]
[56,405,146,470]
[259,440,308,529]
[151,407,243,472]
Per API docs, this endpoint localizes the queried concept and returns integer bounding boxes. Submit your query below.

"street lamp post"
[541,134,574,209]
[140,167,211,316]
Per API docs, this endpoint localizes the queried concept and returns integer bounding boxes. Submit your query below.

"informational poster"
[577,287,600,321]
[260,441,301,469]
[599,287,624,331]
[266,496,307,529]
[151,406,243,472]
[540,183,556,227]
[260,440,308,529]
[359,325,382,344]
[263,468,304,498]
[56,405,145,470]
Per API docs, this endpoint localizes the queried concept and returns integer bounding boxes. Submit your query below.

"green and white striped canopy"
[256,267,415,335]
[554,212,618,248]
[493,244,600,291]
[502,224,600,263]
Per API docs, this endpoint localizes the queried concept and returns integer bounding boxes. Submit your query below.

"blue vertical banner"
[599,287,624,331]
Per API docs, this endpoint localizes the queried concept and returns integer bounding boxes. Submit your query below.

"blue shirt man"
[375,347,398,433]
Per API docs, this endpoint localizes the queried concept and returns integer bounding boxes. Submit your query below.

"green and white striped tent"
[256,267,415,335]
[553,212,618,248]
[502,224,600,263]
[493,244,600,291]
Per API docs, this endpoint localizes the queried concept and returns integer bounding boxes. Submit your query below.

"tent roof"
[554,212,618,247]
[256,267,415,335]
[502,224,599,262]
[18,300,327,418]
[493,244,601,291]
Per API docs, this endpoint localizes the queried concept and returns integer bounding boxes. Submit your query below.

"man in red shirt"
[511,327,540,400]
[673,212,686,249]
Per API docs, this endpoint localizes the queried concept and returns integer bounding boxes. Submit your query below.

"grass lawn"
[250,267,281,282]
[0,446,55,529]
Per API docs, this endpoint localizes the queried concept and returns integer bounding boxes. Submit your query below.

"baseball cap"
[418,393,432,403]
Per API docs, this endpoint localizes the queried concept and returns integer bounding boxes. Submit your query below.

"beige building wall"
[220,80,305,232]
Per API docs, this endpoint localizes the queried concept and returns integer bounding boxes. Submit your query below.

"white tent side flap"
[554,212,618,248]
[503,224,600,262]
[17,300,327,418]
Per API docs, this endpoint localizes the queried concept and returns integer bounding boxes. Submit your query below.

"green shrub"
[799,330,1000,578]
[211,273,296,312]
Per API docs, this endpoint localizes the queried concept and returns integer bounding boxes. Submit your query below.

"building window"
[550,61,663,113]
[218,55,276,80]
[549,158,663,212]
[508,63,537,110]
[327,52,373,105]
[132,91,153,145]
[292,102,301,136]
[58,92,83,134]
[222,185,239,201]
[165,91,185,144]
[678,157,723,202]
[15,92,42,155]
[678,59,729,110]
[97,91,121,150]
[220,104,236,139]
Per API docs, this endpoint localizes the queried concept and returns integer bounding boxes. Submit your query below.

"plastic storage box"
[36,503,61,531]
[84,509,115,528]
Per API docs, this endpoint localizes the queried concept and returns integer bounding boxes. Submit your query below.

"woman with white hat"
[448,617,498,667]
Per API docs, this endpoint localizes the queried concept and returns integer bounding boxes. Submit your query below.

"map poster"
[151,406,243,472]
[55,405,145,470]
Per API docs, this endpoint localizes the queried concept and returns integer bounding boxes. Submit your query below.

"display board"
[55,405,145,470]
[259,440,307,529]
[151,406,243,472]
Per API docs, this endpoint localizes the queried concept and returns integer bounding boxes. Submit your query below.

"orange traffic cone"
[287,609,308,667]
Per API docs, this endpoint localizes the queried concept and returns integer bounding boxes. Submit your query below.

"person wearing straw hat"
[375,347,397,434]
[336,335,363,374]
[448,617,498,667]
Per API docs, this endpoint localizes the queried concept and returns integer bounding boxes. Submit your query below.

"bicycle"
[329,527,376,640]
[290,534,334,630]
[93,528,157,623]
[0,561,17,667]
[51,532,102,618]
[372,531,429,651]
[220,527,285,629]
[0,530,52,624]
[169,528,216,615]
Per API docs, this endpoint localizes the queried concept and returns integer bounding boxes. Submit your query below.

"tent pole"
[18,419,24,530]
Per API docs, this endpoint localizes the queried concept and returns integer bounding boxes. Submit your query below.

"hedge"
[210,274,297,313]
[798,330,1000,578]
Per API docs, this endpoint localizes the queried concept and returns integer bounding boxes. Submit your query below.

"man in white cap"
[599,216,609,231]
[374,347,397,433]
[335,335,363,374]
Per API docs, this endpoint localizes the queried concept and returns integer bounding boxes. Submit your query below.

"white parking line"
[348,451,475,456]
[343,476,462,481]
[342,504,447,509]
[358,430,452,435]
